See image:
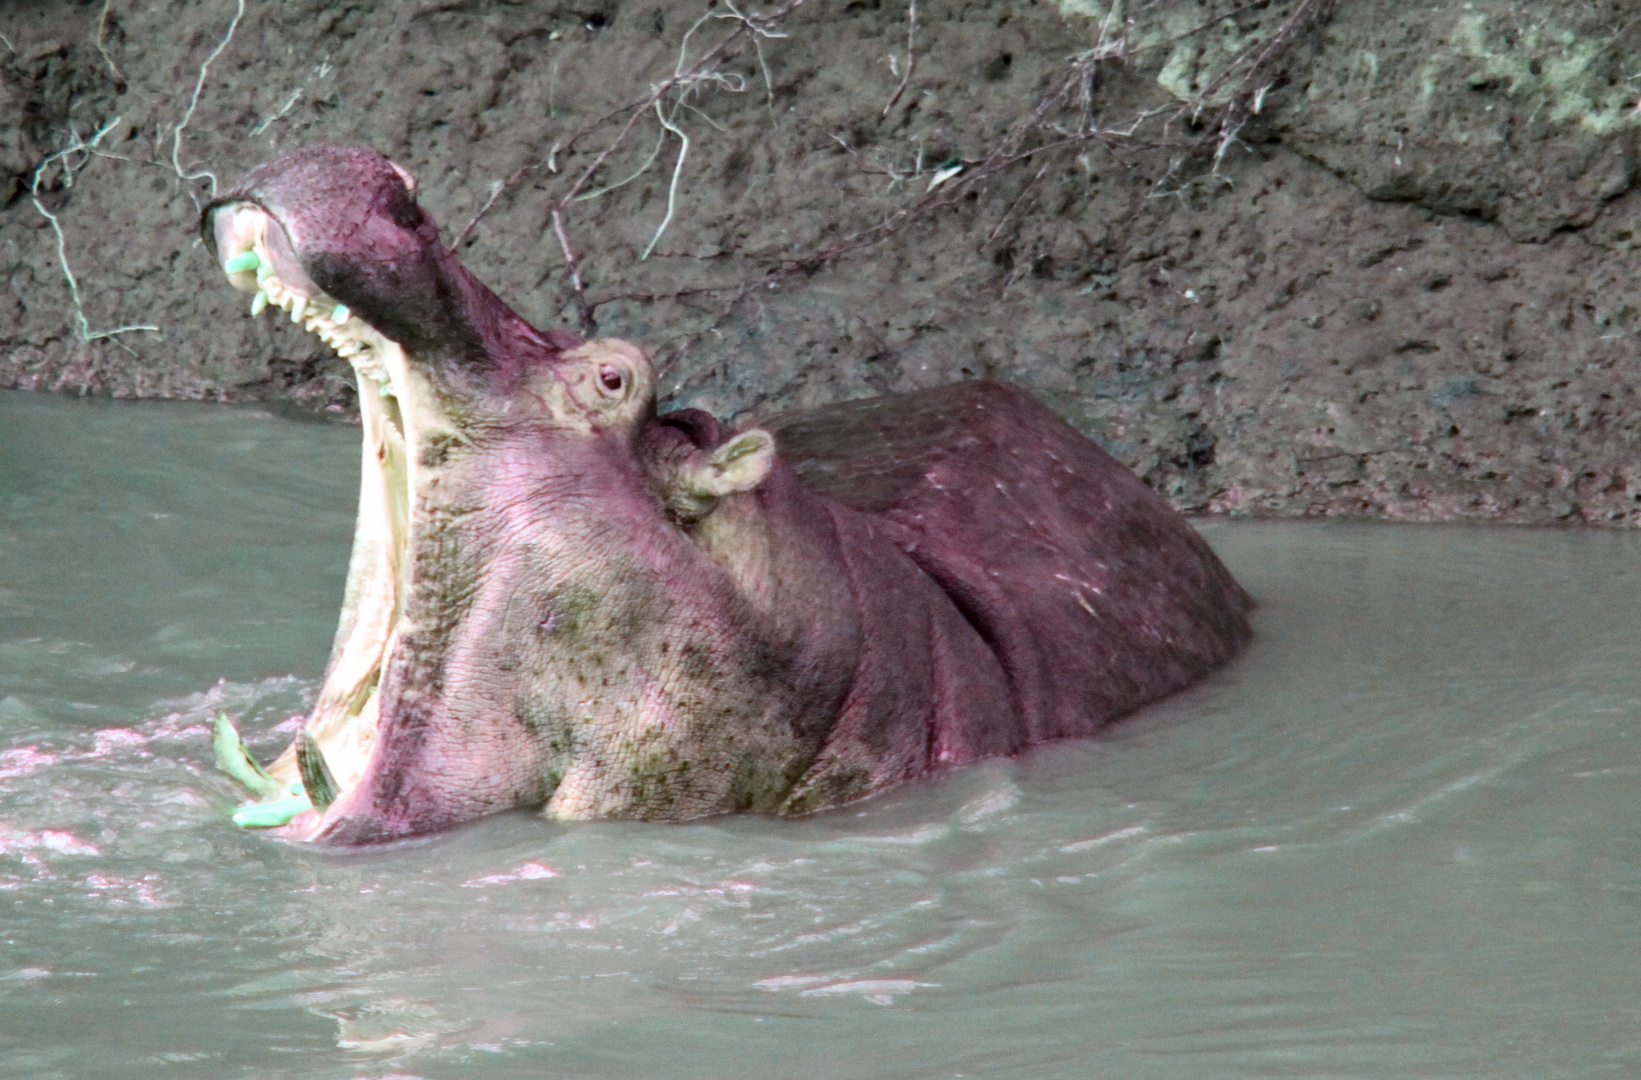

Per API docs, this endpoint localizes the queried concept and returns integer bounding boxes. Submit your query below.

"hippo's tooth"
[255,259,274,283]
[289,296,307,322]
[230,793,313,828]
[250,291,269,316]
[331,304,349,324]
[224,250,261,274]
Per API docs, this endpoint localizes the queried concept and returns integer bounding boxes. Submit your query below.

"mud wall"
[2,0,1639,523]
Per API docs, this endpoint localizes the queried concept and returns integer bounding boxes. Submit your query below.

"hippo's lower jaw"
[210,202,458,838]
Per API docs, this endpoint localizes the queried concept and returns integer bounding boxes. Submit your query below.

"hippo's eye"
[598,365,624,394]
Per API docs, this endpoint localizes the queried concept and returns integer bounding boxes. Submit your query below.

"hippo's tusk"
[216,713,316,828]
[230,794,313,828]
[297,730,340,811]
[212,713,285,799]
[222,250,261,274]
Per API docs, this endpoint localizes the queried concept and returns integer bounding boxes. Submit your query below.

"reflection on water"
[2,389,1639,1079]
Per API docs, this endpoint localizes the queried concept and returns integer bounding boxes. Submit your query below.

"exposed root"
[31,119,161,349]
[20,0,256,354]
[642,100,692,261]
[457,0,809,265]
[575,0,1333,316]
[95,0,123,82]
[169,0,245,201]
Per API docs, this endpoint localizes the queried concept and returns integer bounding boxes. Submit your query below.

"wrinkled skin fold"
[202,145,1254,844]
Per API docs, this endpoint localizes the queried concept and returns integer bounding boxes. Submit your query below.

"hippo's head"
[203,146,811,842]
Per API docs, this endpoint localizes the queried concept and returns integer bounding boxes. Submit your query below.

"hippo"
[203,145,1252,843]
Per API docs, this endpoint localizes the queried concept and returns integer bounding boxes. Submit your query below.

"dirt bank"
[3,0,1639,523]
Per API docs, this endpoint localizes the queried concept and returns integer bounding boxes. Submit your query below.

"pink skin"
[204,146,1253,841]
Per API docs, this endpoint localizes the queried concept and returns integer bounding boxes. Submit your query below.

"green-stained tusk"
[296,729,338,811]
[255,260,274,282]
[250,291,269,317]
[331,304,349,323]
[223,250,261,274]
[231,794,313,828]
[213,713,287,799]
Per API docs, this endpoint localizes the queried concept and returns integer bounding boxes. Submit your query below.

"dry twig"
[552,209,595,333]
[880,0,917,121]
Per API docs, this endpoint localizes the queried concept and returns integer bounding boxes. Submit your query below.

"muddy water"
[2,389,1638,1080]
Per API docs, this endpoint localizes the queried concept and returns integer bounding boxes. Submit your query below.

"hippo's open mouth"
[206,174,459,831]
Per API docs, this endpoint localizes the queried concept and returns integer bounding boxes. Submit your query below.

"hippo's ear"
[689,429,775,497]
[660,428,776,524]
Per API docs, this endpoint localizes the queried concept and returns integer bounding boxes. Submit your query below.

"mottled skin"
[203,145,1252,843]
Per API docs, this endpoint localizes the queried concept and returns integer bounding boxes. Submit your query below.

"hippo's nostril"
[599,366,624,394]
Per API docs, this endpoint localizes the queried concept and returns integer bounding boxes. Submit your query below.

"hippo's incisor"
[203,145,1252,843]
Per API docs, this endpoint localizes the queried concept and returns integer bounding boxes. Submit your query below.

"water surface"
[2,389,1637,1079]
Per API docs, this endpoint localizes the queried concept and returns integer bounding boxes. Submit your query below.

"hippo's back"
[765,381,1252,744]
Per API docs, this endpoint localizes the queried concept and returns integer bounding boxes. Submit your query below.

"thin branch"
[552,209,595,335]
[451,180,504,247]
[1169,0,1336,173]
[557,0,800,206]
[251,88,303,136]
[523,0,809,324]
[572,128,669,202]
[880,0,916,120]
[984,160,1053,247]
